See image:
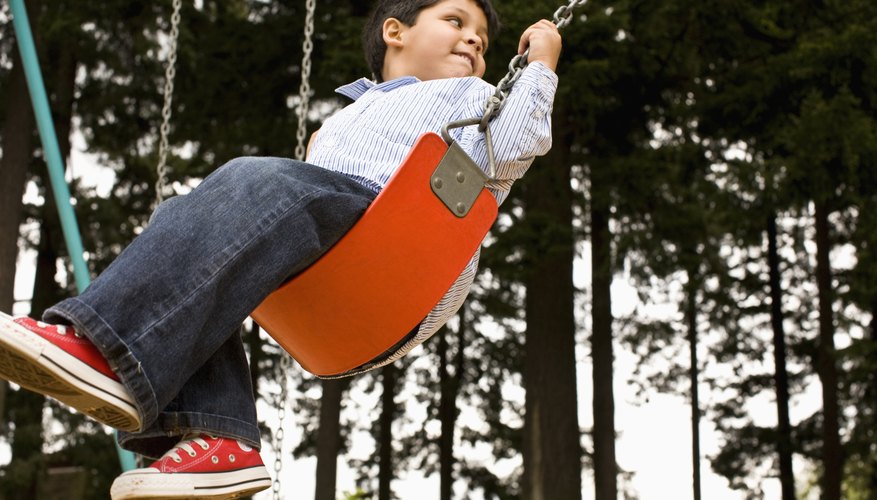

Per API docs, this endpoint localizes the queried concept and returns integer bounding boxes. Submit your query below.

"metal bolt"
[433,178,444,189]
[456,202,466,214]
[456,172,466,183]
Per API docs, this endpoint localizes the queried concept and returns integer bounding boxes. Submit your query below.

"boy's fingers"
[539,19,557,29]
[518,20,561,54]
[535,19,559,32]
[518,31,530,54]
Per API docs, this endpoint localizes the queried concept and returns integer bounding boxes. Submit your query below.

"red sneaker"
[110,434,272,499]
[0,312,140,431]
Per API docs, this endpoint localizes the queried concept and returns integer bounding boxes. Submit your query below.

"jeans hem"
[44,298,160,427]
[117,411,262,459]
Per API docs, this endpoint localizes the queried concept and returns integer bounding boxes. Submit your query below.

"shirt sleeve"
[451,62,559,205]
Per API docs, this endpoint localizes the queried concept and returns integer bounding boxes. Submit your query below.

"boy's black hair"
[362,0,501,82]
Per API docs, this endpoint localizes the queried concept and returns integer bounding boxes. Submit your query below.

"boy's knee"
[219,156,263,176]
[209,157,309,200]
[218,157,294,181]
[149,194,185,223]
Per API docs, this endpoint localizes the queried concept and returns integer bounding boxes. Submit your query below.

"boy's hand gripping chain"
[481,0,587,127]
[443,0,587,177]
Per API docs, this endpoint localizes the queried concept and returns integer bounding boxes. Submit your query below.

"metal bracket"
[430,141,489,218]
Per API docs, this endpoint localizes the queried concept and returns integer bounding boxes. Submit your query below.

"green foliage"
[343,488,371,500]
[842,458,876,500]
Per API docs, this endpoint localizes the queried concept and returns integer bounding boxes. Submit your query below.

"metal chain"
[294,0,316,161]
[271,353,292,499]
[272,4,317,496]
[480,0,587,130]
[155,0,183,206]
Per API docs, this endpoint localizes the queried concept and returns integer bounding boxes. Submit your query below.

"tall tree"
[315,379,348,500]
[521,107,582,500]
[437,319,466,500]
[588,160,615,500]
[0,11,38,438]
[0,41,34,315]
[376,364,399,500]
[574,1,712,497]
[813,198,842,499]
[684,274,702,500]
[766,214,796,500]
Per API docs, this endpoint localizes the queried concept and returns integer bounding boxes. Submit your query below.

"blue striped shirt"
[307,62,557,375]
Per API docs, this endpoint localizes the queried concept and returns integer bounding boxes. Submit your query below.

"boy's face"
[383,0,489,81]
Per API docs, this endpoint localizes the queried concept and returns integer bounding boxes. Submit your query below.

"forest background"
[0,0,875,499]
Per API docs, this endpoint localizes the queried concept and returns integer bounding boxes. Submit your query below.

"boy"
[0,0,561,498]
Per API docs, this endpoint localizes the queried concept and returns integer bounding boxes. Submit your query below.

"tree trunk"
[377,364,398,500]
[315,378,347,500]
[813,200,842,500]
[0,39,37,448]
[869,297,877,500]
[766,214,796,500]
[46,11,78,287]
[438,326,453,500]
[589,178,616,500]
[684,278,702,500]
[522,111,582,500]
[0,17,37,315]
[438,312,466,500]
[30,200,66,315]
[27,4,76,311]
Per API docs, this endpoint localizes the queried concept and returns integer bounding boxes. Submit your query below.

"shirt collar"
[335,76,421,101]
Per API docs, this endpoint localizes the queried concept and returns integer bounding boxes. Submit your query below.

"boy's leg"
[109,333,271,499]
[116,329,258,458]
[1,157,376,447]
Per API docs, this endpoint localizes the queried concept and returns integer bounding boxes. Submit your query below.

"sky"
[3,139,819,500]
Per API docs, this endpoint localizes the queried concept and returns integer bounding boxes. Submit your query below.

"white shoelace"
[34,320,82,338]
[164,435,211,463]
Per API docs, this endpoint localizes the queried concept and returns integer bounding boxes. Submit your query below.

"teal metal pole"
[9,0,138,473]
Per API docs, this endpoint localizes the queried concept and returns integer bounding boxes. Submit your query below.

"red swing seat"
[251,132,498,377]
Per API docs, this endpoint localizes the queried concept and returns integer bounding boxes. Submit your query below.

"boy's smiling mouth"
[453,52,475,71]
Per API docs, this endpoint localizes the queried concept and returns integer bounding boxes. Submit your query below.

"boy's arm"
[306,130,319,159]
[453,22,562,204]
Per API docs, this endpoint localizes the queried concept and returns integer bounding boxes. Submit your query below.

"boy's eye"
[448,17,462,28]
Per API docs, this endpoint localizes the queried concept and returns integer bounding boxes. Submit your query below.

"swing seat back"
[251,132,498,377]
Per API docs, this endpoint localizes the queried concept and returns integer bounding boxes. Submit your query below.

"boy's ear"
[382,18,405,48]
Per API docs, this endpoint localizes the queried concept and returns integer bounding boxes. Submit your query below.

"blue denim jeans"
[44,157,377,458]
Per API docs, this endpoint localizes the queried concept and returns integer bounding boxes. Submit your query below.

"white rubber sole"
[110,465,272,499]
[0,311,141,432]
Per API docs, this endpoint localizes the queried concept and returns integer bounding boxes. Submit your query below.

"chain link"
[155,0,183,206]
[294,0,317,161]
[271,353,292,499]
[480,0,587,130]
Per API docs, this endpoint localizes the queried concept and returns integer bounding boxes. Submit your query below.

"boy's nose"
[466,36,483,53]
